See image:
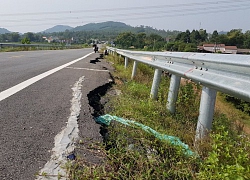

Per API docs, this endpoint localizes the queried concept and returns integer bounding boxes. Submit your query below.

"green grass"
[0,44,84,52]
[66,54,250,179]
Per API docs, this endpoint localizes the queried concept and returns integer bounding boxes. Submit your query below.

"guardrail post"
[167,75,181,113]
[195,86,217,140]
[150,69,162,100]
[125,57,129,68]
[131,61,138,79]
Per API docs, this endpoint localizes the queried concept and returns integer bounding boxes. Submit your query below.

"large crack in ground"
[87,81,113,118]
[87,79,118,150]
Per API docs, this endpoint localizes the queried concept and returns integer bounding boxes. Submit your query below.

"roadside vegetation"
[114,29,250,53]
[0,42,87,52]
[66,53,250,179]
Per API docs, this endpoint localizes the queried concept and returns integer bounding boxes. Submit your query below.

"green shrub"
[197,125,250,180]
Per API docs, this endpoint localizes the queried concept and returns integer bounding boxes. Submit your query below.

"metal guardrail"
[107,47,250,141]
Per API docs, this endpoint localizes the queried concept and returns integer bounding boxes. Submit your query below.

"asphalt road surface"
[0,49,113,179]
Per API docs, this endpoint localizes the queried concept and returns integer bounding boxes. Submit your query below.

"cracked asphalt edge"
[36,76,85,180]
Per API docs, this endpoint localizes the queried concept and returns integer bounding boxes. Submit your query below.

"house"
[197,44,237,54]
[42,36,60,43]
[237,48,250,54]
[224,46,237,54]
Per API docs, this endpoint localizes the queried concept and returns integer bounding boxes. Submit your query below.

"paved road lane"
[0,49,93,92]
[0,50,113,179]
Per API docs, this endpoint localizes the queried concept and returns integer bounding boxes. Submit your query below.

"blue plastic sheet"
[96,114,195,156]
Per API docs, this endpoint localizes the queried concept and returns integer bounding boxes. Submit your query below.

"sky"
[0,0,250,34]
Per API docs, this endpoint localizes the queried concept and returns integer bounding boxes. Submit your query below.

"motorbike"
[94,46,99,53]
[93,44,99,53]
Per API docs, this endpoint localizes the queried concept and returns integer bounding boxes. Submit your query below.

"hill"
[70,21,179,38]
[218,31,228,35]
[0,28,11,34]
[40,21,180,43]
[72,21,130,32]
[43,25,73,33]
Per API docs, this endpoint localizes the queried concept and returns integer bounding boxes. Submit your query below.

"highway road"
[0,49,113,179]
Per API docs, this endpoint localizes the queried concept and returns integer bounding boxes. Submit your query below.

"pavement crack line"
[36,76,85,180]
[66,66,109,72]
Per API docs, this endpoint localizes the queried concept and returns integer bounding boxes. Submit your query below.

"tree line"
[1,29,250,52]
[114,32,167,50]
[114,29,250,52]
[168,29,250,51]
[0,24,179,45]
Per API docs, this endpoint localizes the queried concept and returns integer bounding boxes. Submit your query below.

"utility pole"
[153,39,155,51]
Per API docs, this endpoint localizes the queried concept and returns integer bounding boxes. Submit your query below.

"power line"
[4,5,250,29]
[2,2,250,24]
[0,0,249,17]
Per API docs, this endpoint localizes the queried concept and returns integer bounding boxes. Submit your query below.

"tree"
[185,30,191,43]
[0,34,8,42]
[175,30,190,43]
[227,29,244,47]
[190,30,201,44]
[210,30,219,43]
[10,32,20,42]
[134,32,146,49]
[145,33,165,51]
[21,37,30,44]
[166,42,175,51]
[216,34,228,45]
[115,32,136,48]
[243,30,250,48]
[199,29,208,42]
[23,32,36,42]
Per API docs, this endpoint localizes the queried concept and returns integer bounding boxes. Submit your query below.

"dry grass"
[215,94,250,134]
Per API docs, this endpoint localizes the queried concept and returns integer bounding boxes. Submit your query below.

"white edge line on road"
[36,76,84,179]
[0,52,94,102]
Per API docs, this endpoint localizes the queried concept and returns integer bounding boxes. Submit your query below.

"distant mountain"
[72,21,130,32]
[43,25,73,33]
[70,21,177,37]
[218,31,228,35]
[0,28,11,34]
[40,21,180,41]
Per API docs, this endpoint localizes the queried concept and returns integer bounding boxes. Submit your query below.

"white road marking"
[0,52,93,102]
[9,55,24,58]
[66,66,109,72]
[37,76,84,180]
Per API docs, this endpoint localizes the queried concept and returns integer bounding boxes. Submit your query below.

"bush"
[225,95,250,115]
[197,125,250,179]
